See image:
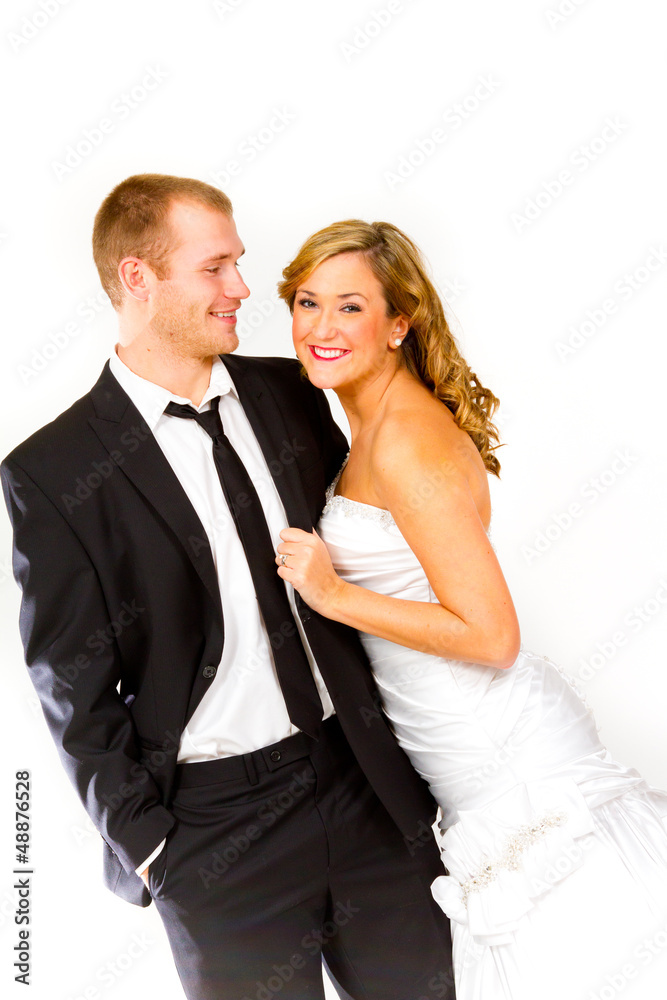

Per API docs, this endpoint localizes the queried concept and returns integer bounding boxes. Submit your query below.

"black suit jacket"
[1,354,437,907]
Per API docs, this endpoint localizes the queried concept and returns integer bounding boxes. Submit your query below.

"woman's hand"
[276,527,346,615]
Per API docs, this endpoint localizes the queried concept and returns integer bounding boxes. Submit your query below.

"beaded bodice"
[321,453,397,530]
[321,451,495,540]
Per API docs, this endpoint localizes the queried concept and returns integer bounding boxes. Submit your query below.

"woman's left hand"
[276,527,345,615]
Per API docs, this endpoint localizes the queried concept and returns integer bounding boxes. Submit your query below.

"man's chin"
[211,332,239,356]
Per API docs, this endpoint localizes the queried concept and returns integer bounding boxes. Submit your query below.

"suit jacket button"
[203,665,217,678]
[270,750,282,762]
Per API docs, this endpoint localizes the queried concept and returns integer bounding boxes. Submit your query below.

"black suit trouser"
[148,716,454,1000]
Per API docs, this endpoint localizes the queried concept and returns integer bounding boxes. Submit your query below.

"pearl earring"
[394,338,402,346]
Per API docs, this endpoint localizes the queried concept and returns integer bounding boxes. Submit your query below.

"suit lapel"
[222,356,314,532]
[88,362,222,618]
[86,356,314,616]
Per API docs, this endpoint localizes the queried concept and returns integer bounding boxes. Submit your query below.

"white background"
[0,1,665,997]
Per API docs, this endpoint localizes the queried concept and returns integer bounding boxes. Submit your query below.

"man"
[1,174,453,999]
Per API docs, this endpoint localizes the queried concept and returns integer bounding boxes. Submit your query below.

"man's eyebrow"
[297,289,368,301]
[199,248,246,265]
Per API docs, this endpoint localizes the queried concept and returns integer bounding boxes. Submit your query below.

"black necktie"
[164,396,323,738]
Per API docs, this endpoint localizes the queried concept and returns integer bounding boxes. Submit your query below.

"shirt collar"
[108,349,237,432]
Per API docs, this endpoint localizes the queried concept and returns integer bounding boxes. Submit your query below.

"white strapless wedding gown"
[318,461,667,1000]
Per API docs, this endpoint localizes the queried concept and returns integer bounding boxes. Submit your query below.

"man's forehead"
[166,199,243,257]
[167,196,233,229]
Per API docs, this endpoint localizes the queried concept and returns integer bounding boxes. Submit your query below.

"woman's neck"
[336,365,420,444]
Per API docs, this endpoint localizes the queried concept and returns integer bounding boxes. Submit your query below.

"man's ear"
[118,257,153,303]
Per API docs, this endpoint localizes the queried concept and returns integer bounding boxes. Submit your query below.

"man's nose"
[226,273,250,300]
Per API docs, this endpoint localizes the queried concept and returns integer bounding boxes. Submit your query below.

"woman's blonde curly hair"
[278,219,503,476]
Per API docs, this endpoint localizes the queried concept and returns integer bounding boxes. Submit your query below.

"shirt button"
[270,750,282,762]
[203,665,217,678]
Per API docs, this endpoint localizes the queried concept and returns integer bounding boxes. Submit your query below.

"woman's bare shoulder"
[370,390,491,526]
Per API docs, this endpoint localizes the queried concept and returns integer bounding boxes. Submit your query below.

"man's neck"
[115,342,216,408]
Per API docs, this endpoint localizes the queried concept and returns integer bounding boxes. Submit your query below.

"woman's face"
[291,252,407,392]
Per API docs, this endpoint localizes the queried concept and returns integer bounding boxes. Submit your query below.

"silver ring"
[280,553,288,567]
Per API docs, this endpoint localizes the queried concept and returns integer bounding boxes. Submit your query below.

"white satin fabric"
[318,475,667,1000]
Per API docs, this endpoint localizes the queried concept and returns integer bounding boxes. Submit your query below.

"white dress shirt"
[107,350,334,874]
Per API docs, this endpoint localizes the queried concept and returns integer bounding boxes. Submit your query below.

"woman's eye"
[297,298,316,308]
[341,303,361,313]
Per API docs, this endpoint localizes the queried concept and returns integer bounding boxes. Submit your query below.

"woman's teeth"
[310,346,350,359]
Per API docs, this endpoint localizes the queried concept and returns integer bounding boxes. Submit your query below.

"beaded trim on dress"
[321,451,496,542]
[458,810,567,906]
[321,452,398,530]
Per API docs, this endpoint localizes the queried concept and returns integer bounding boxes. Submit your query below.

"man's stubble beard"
[149,288,239,360]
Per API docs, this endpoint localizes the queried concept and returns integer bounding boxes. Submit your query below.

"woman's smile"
[308,345,352,361]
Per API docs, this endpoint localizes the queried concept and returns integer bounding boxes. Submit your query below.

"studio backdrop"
[0,1,665,998]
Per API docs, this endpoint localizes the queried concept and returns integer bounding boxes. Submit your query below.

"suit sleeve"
[1,456,175,876]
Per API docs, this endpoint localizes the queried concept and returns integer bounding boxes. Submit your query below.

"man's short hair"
[92,173,233,309]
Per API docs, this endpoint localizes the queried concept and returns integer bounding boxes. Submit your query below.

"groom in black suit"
[1,174,452,999]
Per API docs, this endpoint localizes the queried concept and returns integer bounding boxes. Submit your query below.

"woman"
[274,220,667,1000]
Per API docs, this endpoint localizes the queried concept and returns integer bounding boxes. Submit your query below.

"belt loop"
[244,753,259,786]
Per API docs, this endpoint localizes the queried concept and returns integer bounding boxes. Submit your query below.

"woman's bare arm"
[278,411,521,669]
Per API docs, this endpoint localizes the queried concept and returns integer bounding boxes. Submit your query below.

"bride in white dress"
[274,220,667,1000]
